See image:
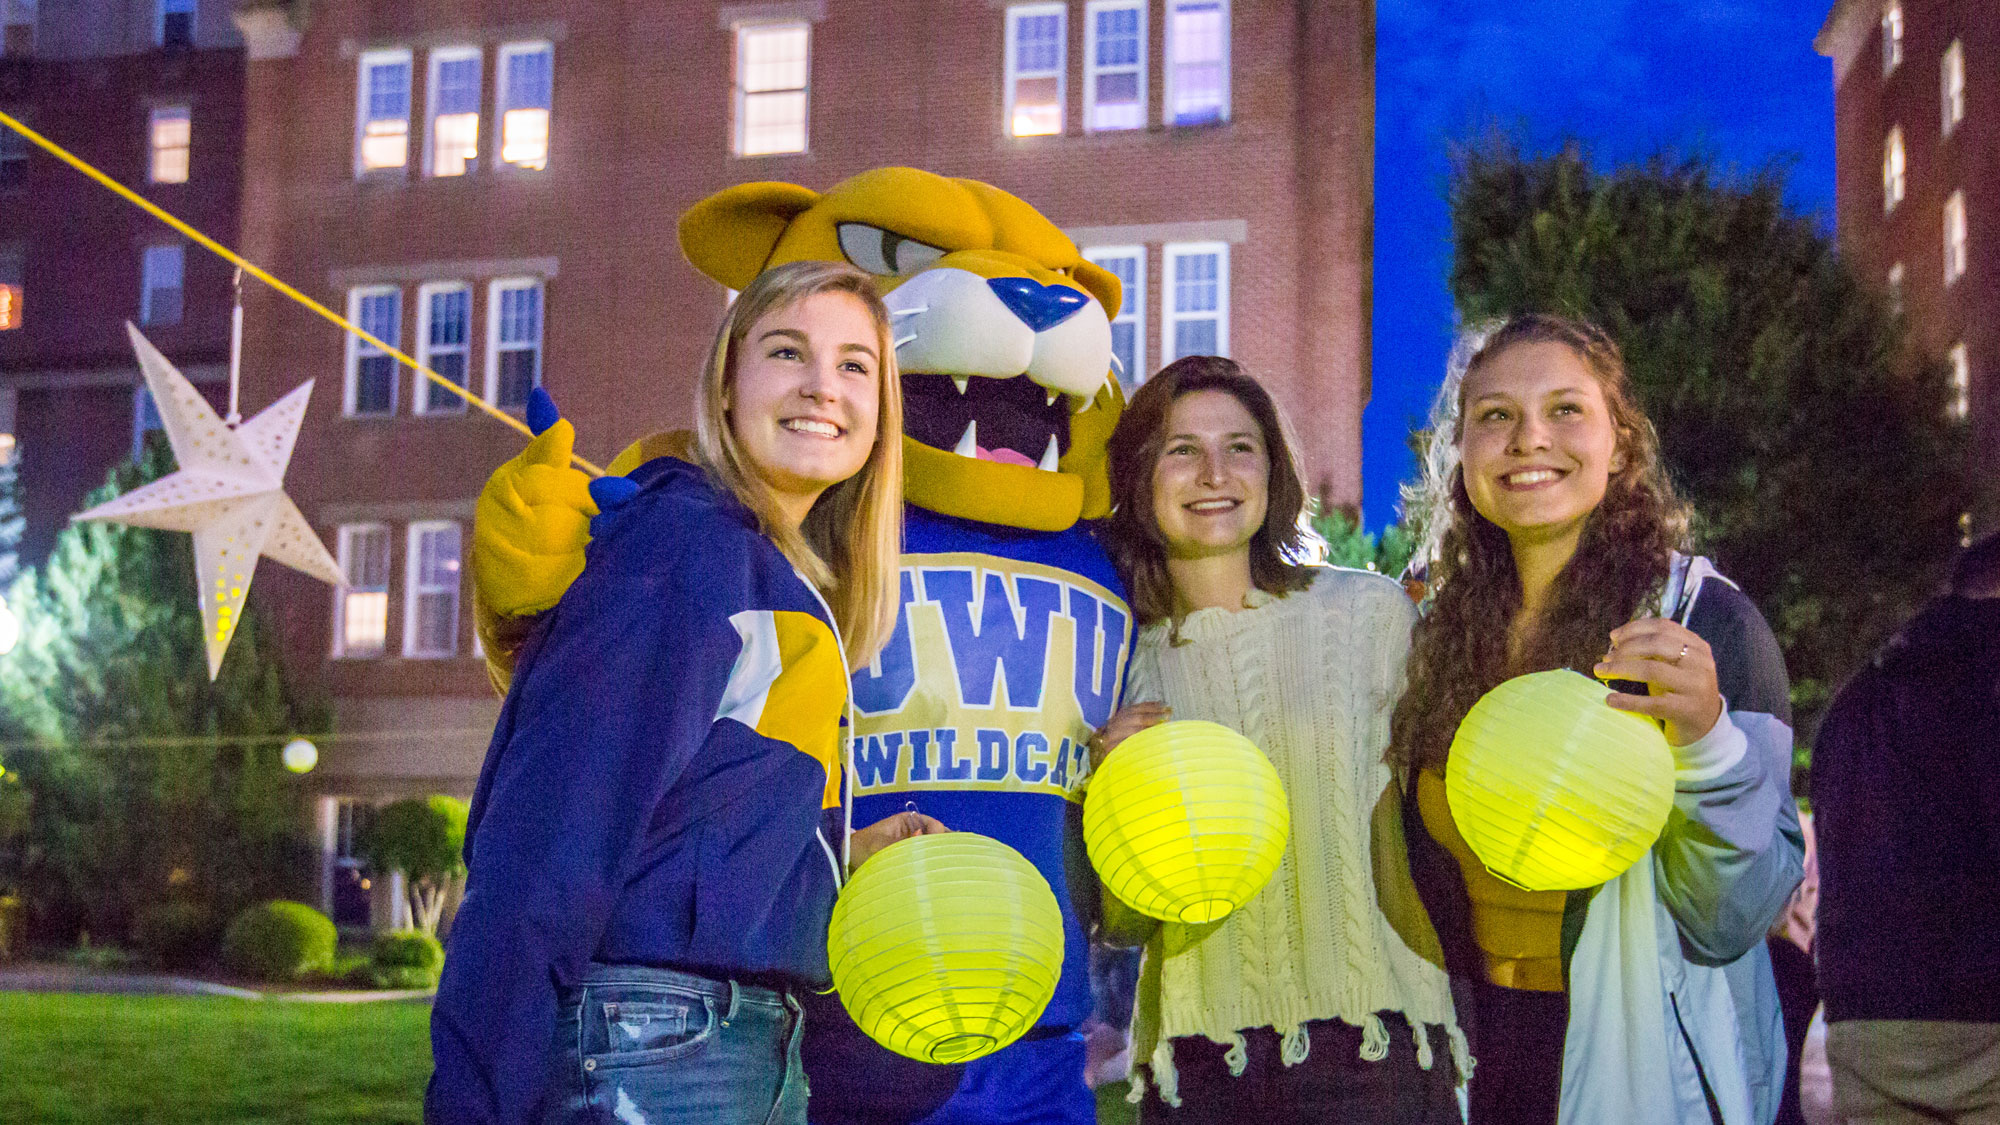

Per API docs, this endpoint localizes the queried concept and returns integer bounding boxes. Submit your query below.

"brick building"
[1818,0,1998,528]
[0,0,245,565]
[228,0,1373,925]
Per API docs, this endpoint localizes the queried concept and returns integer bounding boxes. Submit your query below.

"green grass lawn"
[0,991,1139,1125]
[0,992,434,1124]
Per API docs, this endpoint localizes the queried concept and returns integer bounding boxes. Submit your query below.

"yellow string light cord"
[0,108,605,476]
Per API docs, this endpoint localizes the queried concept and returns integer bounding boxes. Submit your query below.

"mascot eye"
[836,223,949,277]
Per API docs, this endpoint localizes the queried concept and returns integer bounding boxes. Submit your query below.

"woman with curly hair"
[1390,313,1805,1125]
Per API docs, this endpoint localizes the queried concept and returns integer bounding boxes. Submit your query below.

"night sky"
[1363,0,1841,528]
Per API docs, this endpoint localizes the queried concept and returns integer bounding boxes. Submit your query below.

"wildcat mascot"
[472,167,1133,1125]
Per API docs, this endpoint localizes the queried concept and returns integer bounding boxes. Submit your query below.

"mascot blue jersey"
[849,506,1131,1030]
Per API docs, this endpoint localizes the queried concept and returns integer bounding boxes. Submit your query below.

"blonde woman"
[429,261,937,1125]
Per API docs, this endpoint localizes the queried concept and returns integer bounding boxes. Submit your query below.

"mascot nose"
[987,278,1091,333]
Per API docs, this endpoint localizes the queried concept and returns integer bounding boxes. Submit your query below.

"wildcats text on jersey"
[850,551,1132,801]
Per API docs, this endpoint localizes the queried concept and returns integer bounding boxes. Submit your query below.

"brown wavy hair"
[1104,356,1315,627]
[1386,314,1691,775]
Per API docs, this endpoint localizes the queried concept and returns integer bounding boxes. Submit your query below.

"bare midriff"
[1417,769,1567,992]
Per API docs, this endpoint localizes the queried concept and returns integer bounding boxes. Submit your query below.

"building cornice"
[231,0,310,61]
[1815,0,1874,89]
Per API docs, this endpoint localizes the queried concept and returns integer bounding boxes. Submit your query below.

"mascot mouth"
[902,372,1071,471]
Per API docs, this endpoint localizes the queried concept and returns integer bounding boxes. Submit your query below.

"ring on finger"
[1673,643,1688,665]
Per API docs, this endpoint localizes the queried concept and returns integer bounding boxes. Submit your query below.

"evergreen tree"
[0,440,24,590]
[1447,139,1970,734]
[0,435,326,943]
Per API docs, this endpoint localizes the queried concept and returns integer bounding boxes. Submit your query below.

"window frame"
[155,0,194,48]
[1083,244,1145,386]
[495,40,553,171]
[1944,190,1968,284]
[1004,2,1067,139]
[415,281,473,415]
[1162,240,1230,364]
[1883,125,1905,213]
[1164,0,1231,128]
[1083,0,1145,134]
[424,45,483,179]
[402,520,462,659]
[333,522,391,659]
[343,284,401,417]
[1947,342,1970,420]
[732,20,812,157]
[354,48,413,177]
[1887,261,1905,315]
[1942,39,1964,136]
[138,243,184,326]
[0,109,27,189]
[485,276,544,409]
[2,0,36,57]
[148,103,191,184]
[1881,1,1903,76]
[131,384,163,459]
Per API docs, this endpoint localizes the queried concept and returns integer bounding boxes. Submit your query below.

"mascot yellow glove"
[471,414,596,621]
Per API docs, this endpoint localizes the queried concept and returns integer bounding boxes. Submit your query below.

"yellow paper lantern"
[1446,668,1675,892]
[1082,719,1290,924]
[828,832,1063,1064]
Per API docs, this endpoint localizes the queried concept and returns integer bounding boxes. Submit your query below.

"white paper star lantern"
[73,324,345,679]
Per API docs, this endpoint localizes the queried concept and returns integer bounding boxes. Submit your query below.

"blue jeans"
[542,964,807,1125]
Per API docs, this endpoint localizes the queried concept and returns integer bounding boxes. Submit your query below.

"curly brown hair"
[1386,314,1692,776]
[1104,356,1315,626]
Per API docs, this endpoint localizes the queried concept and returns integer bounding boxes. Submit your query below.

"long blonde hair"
[693,260,904,664]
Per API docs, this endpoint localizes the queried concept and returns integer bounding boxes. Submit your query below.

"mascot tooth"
[472,166,1134,1125]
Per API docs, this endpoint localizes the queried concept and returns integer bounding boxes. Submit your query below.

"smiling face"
[728,290,884,528]
[1151,390,1272,562]
[1457,340,1628,549]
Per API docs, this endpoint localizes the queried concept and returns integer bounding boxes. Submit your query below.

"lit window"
[2,0,34,57]
[1947,342,1970,420]
[487,278,543,409]
[1944,190,1968,284]
[356,50,412,174]
[157,0,193,48]
[0,116,25,188]
[1942,39,1964,135]
[139,244,183,325]
[0,250,21,331]
[131,385,164,458]
[149,105,190,184]
[1085,2,1143,133]
[344,286,400,417]
[735,22,809,156]
[1163,242,1228,362]
[497,41,552,170]
[417,283,471,414]
[335,524,390,657]
[404,521,461,658]
[1883,126,1905,212]
[1887,261,1905,315]
[1882,1,1902,75]
[1084,246,1144,387]
[1167,0,1228,126]
[428,48,481,177]
[1005,5,1065,138]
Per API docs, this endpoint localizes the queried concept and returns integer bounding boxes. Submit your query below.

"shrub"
[369,928,444,990]
[132,901,214,970]
[221,900,336,982]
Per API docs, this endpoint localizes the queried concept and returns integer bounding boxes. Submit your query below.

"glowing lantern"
[1082,719,1290,924]
[281,738,318,774]
[828,832,1063,1064]
[1446,669,1674,892]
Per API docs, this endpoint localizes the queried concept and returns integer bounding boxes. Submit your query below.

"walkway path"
[0,961,431,1002]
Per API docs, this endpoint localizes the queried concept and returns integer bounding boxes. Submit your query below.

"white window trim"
[1887,261,1905,315]
[732,20,811,156]
[402,520,462,659]
[1883,125,1905,213]
[424,45,482,179]
[1164,0,1231,127]
[333,522,391,659]
[154,0,194,47]
[1083,0,1145,134]
[1944,190,1968,284]
[343,284,399,417]
[1083,244,1145,385]
[1004,3,1066,139]
[495,40,553,170]
[1947,342,1970,420]
[147,104,190,184]
[1882,1,1902,76]
[1162,240,1230,363]
[485,276,544,407]
[1942,39,1964,136]
[416,281,472,415]
[138,243,183,326]
[354,47,413,178]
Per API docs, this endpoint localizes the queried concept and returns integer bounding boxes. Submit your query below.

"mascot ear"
[1070,259,1124,321]
[679,182,822,290]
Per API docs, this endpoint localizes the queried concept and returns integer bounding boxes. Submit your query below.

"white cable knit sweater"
[1124,568,1468,1106]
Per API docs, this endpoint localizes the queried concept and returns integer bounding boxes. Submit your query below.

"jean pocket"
[582,986,717,1069]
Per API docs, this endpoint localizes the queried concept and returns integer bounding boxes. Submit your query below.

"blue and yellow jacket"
[428,457,851,1125]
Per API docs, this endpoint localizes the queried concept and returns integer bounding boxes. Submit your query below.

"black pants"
[1138,1012,1461,1125]
[1766,935,1817,1125]
[1468,982,1568,1125]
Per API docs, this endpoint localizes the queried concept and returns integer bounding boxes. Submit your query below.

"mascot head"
[680,167,1125,532]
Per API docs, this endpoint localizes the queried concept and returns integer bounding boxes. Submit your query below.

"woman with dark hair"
[1092,355,1466,1124]
[1390,313,1804,1125]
